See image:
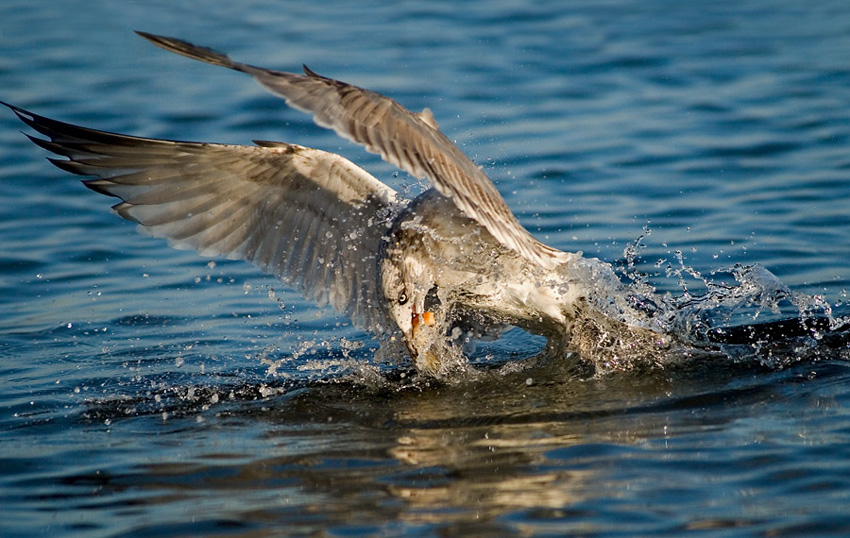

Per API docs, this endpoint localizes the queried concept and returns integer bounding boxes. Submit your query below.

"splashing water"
[260,224,849,384]
[590,229,850,372]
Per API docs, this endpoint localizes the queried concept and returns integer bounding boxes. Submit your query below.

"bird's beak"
[406,310,442,376]
[412,311,435,330]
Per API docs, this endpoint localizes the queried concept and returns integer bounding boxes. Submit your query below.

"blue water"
[3,0,850,536]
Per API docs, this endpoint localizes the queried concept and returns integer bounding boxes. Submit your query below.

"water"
[3,0,850,535]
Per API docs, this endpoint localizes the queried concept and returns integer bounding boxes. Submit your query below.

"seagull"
[5,32,675,378]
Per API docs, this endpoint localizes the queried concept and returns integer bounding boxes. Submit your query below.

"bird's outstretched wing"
[137,32,567,270]
[5,103,400,334]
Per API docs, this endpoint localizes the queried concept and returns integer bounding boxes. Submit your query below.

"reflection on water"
[43,357,848,536]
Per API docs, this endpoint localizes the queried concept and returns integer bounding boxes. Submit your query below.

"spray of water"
[611,227,848,371]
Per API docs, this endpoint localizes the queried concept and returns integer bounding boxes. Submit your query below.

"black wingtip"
[1,100,37,125]
[82,178,122,198]
[1,102,60,141]
[0,100,20,112]
[3,102,78,142]
[23,132,54,151]
[47,157,85,175]
[135,30,239,70]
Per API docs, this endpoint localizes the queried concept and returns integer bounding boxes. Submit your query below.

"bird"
[4,32,677,378]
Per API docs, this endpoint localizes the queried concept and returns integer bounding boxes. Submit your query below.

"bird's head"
[380,257,448,377]
[384,281,445,376]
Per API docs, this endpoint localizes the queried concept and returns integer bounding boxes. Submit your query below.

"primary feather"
[6,103,400,333]
[135,31,567,270]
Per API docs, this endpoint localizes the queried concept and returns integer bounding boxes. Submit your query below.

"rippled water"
[3,1,850,536]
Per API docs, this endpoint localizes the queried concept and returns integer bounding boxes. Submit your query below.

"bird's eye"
[398,291,408,305]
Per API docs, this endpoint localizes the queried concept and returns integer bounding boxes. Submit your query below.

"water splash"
[607,230,849,371]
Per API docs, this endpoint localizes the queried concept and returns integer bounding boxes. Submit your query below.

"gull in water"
[5,32,676,377]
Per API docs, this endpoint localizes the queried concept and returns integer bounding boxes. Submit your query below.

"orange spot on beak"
[412,311,436,329]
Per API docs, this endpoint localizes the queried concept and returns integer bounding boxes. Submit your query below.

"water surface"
[2,1,850,536]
